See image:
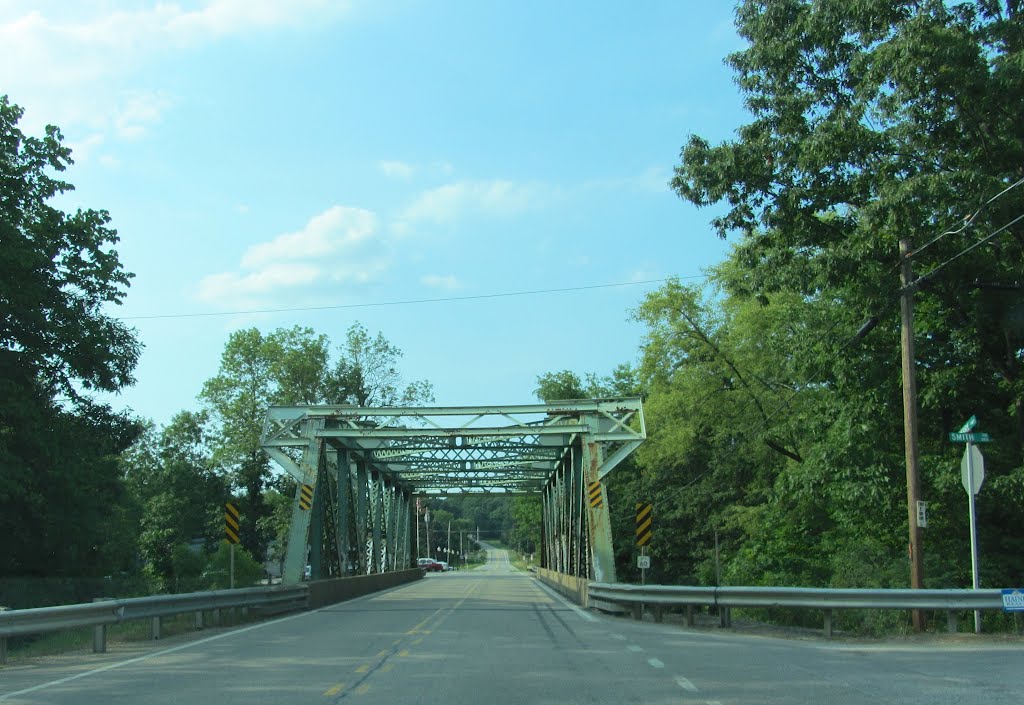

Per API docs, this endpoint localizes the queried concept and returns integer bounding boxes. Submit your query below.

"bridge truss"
[260,400,645,585]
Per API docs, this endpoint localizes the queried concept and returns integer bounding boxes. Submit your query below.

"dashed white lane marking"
[610,633,626,640]
[647,657,664,669]
[627,644,644,652]
[675,676,699,692]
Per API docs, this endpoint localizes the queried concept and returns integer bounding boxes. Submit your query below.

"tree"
[327,322,434,406]
[661,1,1024,600]
[200,323,433,562]
[0,96,142,592]
[122,411,229,592]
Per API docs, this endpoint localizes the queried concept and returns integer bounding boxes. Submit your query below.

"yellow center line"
[397,649,410,657]
[355,664,370,673]
[354,684,370,695]
[411,638,423,646]
[376,650,388,657]
[323,684,345,696]
[380,663,394,673]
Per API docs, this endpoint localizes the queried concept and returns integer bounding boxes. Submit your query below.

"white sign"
[1002,589,1024,612]
[961,445,985,495]
[916,500,928,528]
[637,555,651,570]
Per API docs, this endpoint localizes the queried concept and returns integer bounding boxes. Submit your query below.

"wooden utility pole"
[899,238,926,631]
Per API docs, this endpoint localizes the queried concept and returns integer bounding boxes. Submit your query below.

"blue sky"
[2,1,746,426]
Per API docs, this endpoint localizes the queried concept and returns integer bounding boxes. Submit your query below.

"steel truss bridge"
[260,400,645,585]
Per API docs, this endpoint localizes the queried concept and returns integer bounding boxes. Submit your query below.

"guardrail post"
[151,616,161,640]
[212,608,221,626]
[652,606,664,623]
[92,597,112,653]
[631,603,643,621]
[823,609,833,638]
[1,636,7,664]
[946,611,958,633]
[719,607,731,628]
[686,606,694,627]
[195,610,204,630]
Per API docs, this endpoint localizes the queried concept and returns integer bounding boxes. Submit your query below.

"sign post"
[951,416,989,634]
[636,503,652,585]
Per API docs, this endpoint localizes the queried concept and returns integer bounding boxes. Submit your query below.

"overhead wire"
[116,275,707,321]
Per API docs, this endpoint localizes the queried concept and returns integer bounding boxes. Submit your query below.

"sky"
[1,0,748,427]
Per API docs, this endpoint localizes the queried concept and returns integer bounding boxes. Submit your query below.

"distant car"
[436,561,449,571]
[417,557,444,572]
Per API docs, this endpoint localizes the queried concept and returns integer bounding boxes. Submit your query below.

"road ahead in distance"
[2,548,1021,704]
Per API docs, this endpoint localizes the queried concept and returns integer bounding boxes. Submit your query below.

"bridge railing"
[0,584,308,663]
[0,568,425,664]
[587,582,1009,637]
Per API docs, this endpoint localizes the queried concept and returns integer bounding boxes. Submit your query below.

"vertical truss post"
[372,471,385,573]
[386,481,399,571]
[541,481,553,569]
[356,460,369,575]
[400,490,413,568]
[309,460,324,580]
[335,447,352,576]
[282,419,324,585]
[583,429,616,583]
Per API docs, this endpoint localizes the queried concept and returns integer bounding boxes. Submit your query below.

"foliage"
[199,323,433,562]
[0,96,143,586]
[201,542,265,590]
[122,411,229,593]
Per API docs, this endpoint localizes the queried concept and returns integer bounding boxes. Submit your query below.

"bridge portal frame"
[260,400,644,585]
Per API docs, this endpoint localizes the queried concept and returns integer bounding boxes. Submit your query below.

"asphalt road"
[1,548,1021,704]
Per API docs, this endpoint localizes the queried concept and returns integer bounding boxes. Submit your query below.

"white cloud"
[198,205,391,306]
[395,179,543,233]
[241,206,377,268]
[378,160,415,179]
[0,1,349,148]
[421,274,460,291]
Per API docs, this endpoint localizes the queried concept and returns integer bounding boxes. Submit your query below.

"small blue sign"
[1001,589,1024,612]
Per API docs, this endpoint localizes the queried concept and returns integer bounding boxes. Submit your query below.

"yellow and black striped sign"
[635,502,652,546]
[299,483,314,511]
[587,481,603,508]
[224,502,240,544]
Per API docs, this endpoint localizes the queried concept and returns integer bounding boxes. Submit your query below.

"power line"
[908,175,1024,260]
[911,210,1024,290]
[117,276,706,321]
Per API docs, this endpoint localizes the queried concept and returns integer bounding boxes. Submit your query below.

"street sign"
[916,500,928,528]
[949,432,991,443]
[299,483,314,511]
[961,445,985,495]
[637,555,651,570]
[1001,589,1024,612]
[635,503,652,547]
[224,502,240,544]
[958,415,977,433]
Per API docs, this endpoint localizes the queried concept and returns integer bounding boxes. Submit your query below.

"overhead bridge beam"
[260,399,645,585]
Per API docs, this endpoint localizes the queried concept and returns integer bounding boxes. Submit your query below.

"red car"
[417,557,444,572]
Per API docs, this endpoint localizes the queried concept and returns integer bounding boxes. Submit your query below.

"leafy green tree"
[662,0,1024,599]
[0,96,142,589]
[200,323,433,563]
[122,411,229,592]
[201,542,265,590]
[327,322,434,406]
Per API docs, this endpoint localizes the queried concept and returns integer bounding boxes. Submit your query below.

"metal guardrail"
[587,583,1008,637]
[0,585,307,663]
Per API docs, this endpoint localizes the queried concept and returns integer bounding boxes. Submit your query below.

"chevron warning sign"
[224,502,240,544]
[299,484,314,511]
[588,481,603,508]
[635,502,652,547]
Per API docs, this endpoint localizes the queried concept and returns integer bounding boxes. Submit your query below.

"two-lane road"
[2,549,1021,704]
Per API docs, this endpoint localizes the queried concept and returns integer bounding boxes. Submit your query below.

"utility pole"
[899,237,926,631]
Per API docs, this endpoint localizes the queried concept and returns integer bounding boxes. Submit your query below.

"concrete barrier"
[306,569,423,609]
[536,567,589,608]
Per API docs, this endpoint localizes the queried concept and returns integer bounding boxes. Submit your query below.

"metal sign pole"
[230,543,235,589]
[967,442,981,634]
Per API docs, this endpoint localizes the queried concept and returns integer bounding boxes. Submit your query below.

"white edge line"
[0,581,414,702]
[627,644,644,652]
[533,579,598,622]
[647,657,665,668]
